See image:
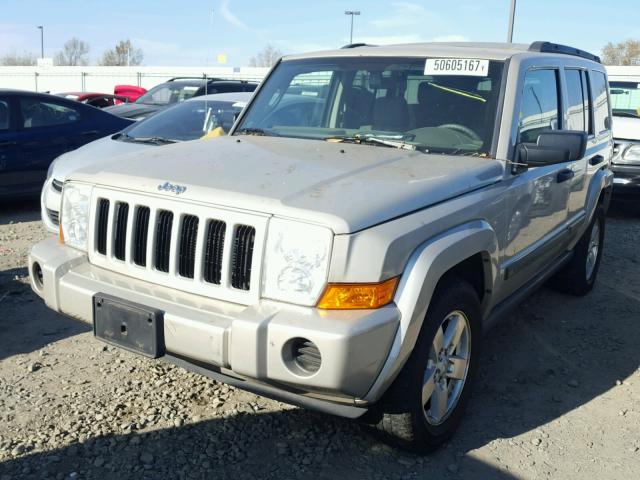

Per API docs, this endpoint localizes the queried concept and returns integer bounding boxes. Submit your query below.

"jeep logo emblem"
[157,182,187,195]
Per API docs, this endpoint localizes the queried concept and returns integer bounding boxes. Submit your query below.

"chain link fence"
[0,66,270,94]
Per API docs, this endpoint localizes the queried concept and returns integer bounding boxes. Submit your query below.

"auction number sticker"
[424,58,489,76]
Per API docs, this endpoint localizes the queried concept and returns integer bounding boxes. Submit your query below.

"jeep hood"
[69,136,504,234]
[51,135,151,182]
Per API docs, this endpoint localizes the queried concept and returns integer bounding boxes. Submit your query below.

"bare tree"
[54,38,90,66]
[0,51,37,66]
[249,45,282,68]
[602,39,640,66]
[99,39,143,66]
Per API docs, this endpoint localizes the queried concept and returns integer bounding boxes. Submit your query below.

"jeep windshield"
[610,81,640,118]
[235,56,505,156]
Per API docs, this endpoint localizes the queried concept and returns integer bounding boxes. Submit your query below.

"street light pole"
[37,25,44,58]
[344,10,360,45]
[507,0,516,43]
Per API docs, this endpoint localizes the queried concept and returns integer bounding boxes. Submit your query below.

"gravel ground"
[0,199,639,480]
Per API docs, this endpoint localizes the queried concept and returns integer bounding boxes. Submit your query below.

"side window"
[20,98,80,128]
[565,69,587,132]
[211,84,231,94]
[518,69,560,143]
[590,70,610,135]
[0,99,9,130]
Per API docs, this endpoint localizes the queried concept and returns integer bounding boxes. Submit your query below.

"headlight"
[262,218,333,306]
[622,144,640,162]
[61,182,93,251]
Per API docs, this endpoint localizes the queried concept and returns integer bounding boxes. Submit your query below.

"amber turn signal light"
[58,224,64,244]
[317,277,399,310]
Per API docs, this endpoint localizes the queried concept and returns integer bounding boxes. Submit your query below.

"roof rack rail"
[167,76,223,82]
[528,41,601,64]
[341,43,376,49]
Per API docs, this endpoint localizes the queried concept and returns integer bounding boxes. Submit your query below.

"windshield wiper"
[325,133,418,151]
[235,127,278,137]
[613,111,640,119]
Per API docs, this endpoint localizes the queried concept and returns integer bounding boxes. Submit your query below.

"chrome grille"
[154,210,173,273]
[178,215,199,279]
[113,202,129,261]
[89,188,267,305]
[133,207,150,267]
[203,220,226,285]
[231,225,255,290]
[96,199,110,255]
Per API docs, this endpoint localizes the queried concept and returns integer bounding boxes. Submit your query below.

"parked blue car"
[0,89,133,198]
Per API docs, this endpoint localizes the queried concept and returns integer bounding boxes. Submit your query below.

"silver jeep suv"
[29,41,613,451]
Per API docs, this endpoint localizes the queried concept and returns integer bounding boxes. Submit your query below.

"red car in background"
[56,86,147,109]
[114,85,147,102]
[56,92,129,109]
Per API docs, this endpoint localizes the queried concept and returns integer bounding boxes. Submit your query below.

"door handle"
[81,130,99,136]
[0,141,17,147]
[589,155,605,166]
[556,169,575,183]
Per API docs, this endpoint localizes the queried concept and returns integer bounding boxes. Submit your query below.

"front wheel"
[551,206,605,296]
[376,276,481,452]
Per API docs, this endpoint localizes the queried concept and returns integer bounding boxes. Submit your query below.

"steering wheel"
[438,123,482,143]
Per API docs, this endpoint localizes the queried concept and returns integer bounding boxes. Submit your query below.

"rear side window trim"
[588,69,611,137]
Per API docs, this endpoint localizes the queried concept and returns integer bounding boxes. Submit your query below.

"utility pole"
[507,0,516,43]
[344,10,360,45]
[37,25,44,58]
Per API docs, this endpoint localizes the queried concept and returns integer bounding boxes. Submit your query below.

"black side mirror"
[515,130,587,172]
[536,130,587,160]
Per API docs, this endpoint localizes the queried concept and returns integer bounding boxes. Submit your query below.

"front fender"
[361,220,498,403]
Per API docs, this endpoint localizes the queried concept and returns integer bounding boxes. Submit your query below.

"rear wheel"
[376,276,481,452]
[551,206,605,296]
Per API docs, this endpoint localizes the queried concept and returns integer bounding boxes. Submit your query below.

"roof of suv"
[284,41,600,63]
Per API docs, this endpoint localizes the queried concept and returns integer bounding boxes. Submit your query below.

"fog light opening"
[284,338,322,376]
[32,262,44,291]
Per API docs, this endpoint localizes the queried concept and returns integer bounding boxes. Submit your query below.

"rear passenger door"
[563,68,610,222]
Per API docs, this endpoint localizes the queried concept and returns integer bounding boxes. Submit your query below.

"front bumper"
[29,238,399,417]
[611,163,640,199]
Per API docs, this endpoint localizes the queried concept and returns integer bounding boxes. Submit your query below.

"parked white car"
[41,92,252,233]
[607,73,640,204]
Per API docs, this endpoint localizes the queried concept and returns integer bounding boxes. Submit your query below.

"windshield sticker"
[424,58,489,77]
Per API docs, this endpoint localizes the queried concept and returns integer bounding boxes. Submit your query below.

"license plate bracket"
[93,294,164,358]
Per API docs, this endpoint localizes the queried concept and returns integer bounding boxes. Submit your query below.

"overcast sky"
[1,0,638,66]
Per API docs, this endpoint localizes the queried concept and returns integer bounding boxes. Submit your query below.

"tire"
[551,206,605,296]
[375,276,481,452]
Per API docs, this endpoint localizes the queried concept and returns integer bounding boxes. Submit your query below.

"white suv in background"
[607,68,640,205]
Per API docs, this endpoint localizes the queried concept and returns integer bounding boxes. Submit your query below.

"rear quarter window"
[590,70,610,135]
